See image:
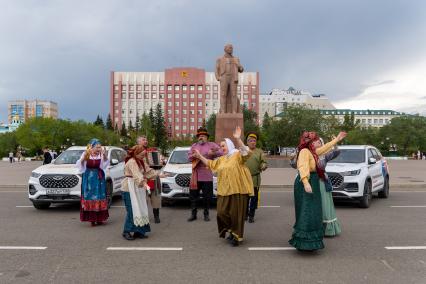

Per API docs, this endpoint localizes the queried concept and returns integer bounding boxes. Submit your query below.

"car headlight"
[342,169,361,176]
[162,171,177,177]
[31,172,42,178]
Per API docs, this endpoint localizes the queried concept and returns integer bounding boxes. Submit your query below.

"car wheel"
[106,181,113,209]
[32,202,51,210]
[359,180,372,208]
[378,176,390,198]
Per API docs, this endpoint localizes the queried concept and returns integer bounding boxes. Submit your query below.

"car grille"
[39,174,79,188]
[328,173,344,189]
[175,174,191,188]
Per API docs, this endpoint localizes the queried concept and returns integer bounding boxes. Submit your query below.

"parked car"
[326,145,390,208]
[160,147,218,203]
[28,146,127,209]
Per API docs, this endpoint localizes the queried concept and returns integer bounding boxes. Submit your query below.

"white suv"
[326,145,390,208]
[28,146,127,209]
[161,147,218,202]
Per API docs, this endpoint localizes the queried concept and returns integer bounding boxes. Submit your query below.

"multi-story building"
[0,115,23,134]
[320,109,403,128]
[110,68,259,138]
[259,87,335,123]
[274,108,402,128]
[8,100,58,123]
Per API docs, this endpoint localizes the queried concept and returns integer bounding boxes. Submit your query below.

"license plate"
[47,188,70,195]
[182,187,189,194]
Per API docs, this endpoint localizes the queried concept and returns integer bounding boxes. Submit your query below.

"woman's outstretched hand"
[336,131,347,142]
[233,126,242,140]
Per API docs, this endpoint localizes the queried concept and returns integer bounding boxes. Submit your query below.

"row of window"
[115,93,257,100]
[325,111,397,115]
[114,84,257,92]
[360,118,390,124]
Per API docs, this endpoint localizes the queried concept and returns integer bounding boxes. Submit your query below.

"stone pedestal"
[215,113,244,145]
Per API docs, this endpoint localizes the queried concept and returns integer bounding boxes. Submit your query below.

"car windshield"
[168,150,189,164]
[54,150,85,165]
[329,149,365,163]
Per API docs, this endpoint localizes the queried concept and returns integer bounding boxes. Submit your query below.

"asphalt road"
[0,187,425,284]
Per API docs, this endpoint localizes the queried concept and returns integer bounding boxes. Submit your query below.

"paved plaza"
[0,161,425,283]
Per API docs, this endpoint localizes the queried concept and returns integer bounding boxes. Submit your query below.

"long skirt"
[217,194,249,242]
[289,173,324,251]
[319,180,342,237]
[80,168,109,222]
[122,192,151,235]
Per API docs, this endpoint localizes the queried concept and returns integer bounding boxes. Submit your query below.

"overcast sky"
[1,0,425,122]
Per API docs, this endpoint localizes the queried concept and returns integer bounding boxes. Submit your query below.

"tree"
[243,105,260,135]
[154,103,167,153]
[105,114,113,130]
[94,115,104,128]
[342,113,359,132]
[120,121,127,137]
[206,113,216,142]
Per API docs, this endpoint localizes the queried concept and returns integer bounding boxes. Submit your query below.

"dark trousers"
[247,187,259,217]
[189,181,213,212]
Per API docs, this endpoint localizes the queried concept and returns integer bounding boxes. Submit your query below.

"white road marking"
[390,206,426,208]
[385,246,426,250]
[380,259,395,271]
[259,205,281,208]
[106,247,183,251]
[0,246,47,250]
[248,247,296,251]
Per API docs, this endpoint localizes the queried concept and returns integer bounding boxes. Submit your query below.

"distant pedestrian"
[76,139,110,226]
[8,151,14,163]
[43,148,52,165]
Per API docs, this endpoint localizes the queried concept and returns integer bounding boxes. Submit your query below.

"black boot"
[203,209,210,222]
[153,208,160,224]
[248,216,254,223]
[187,209,197,222]
[122,232,135,241]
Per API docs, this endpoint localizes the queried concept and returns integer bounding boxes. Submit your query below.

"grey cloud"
[0,0,425,122]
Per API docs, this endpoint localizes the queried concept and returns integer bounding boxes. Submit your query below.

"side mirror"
[111,159,119,166]
[368,157,377,164]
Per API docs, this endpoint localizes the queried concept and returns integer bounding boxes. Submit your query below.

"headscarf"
[224,138,239,157]
[297,131,325,180]
[89,138,101,147]
[125,145,146,171]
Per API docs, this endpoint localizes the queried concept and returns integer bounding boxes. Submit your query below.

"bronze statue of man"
[215,44,244,113]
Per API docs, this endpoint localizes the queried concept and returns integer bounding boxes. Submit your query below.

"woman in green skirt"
[318,140,342,237]
[289,131,346,251]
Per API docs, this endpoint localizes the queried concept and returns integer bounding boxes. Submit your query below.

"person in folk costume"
[289,131,346,251]
[244,132,268,223]
[76,139,110,226]
[187,127,223,222]
[137,136,163,224]
[120,145,157,240]
[317,138,342,237]
[192,126,254,246]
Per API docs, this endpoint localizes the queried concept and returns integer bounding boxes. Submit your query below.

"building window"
[144,86,149,91]
[114,94,118,99]
[190,102,195,107]
[144,93,149,99]
[198,110,202,115]
[237,86,241,91]
[198,93,203,99]
[190,85,195,91]
[183,118,187,122]
[175,94,180,99]
[252,86,256,89]
[183,110,187,114]
[174,85,180,91]
[175,102,179,106]
[183,125,187,130]
[213,94,218,99]
[182,94,187,99]
[168,110,172,114]
[374,119,378,124]
[129,85,135,91]
[137,93,142,99]
[190,110,195,115]
[167,85,172,91]
[198,85,203,91]
[182,85,187,91]
[122,86,127,91]
[175,126,179,130]
[183,102,187,106]
[213,85,218,91]
[159,93,164,99]
[152,85,157,91]
[175,118,179,123]
[152,94,157,99]
[206,94,210,99]
[190,118,195,122]
[206,86,211,91]
[114,85,119,91]
[167,93,172,99]
[190,126,195,130]
[168,118,172,123]
[175,110,179,114]
[190,93,195,98]
[198,102,202,107]
[160,85,164,91]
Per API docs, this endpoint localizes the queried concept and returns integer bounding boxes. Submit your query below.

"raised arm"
[316,132,346,156]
